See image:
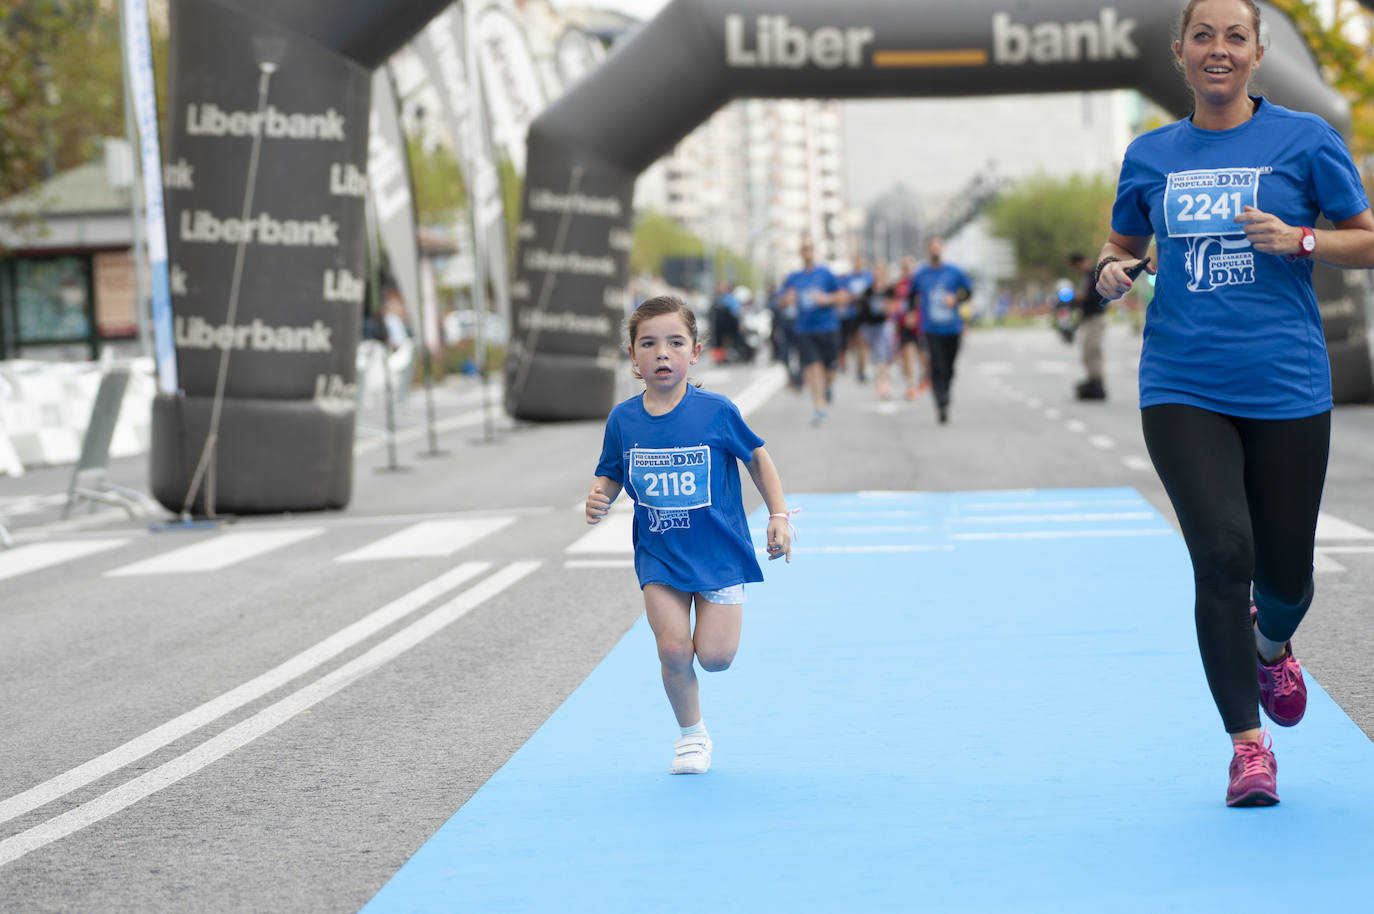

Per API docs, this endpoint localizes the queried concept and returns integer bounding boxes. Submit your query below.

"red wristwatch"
[1291,226,1316,260]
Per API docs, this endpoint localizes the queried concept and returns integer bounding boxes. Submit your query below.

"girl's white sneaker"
[669,733,712,774]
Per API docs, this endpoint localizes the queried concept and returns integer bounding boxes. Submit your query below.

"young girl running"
[585,295,792,775]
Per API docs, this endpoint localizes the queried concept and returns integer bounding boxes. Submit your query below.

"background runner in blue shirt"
[587,295,793,776]
[906,236,972,424]
[779,238,845,425]
[1097,0,1374,808]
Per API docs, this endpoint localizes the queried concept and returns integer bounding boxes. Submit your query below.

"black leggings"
[926,332,961,408]
[1141,404,1329,734]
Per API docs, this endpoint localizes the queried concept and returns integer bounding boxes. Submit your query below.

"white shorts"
[697,584,745,605]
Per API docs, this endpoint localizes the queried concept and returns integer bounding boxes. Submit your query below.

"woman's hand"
[1235,205,1302,256]
[1095,257,1155,301]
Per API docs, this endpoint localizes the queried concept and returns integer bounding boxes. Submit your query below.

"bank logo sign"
[723,8,1138,69]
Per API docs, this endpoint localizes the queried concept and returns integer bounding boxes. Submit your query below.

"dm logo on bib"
[1165,168,1262,293]
[628,446,712,533]
[1184,236,1256,293]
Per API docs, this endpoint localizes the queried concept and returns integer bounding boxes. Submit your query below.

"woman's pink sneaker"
[1227,733,1280,807]
[1252,604,1307,727]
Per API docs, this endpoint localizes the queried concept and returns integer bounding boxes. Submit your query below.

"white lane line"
[1089,435,1116,450]
[105,528,325,576]
[336,517,516,562]
[958,512,1154,524]
[1313,546,1374,554]
[782,545,955,555]
[0,561,539,868]
[1316,512,1374,541]
[1065,419,1087,433]
[566,513,634,554]
[0,539,128,583]
[731,366,789,418]
[564,559,635,569]
[762,525,934,535]
[954,529,1172,541]
[1313,552,1347,573]
[963,499,1145,511]
[0,562,491,828]
[353,406,495,457]
[1122,456,1153,473]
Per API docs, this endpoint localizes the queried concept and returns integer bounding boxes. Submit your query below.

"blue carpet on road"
[363,488,1374,913]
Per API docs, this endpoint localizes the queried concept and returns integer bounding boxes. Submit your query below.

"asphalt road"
[3,321,1372,912]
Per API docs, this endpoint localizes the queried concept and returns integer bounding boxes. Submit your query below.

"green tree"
[1269,0,1374,184]
[630,208,704,277]
[1,1,168,200]
[497,154,521,267]
[405,133,467,227]
[985,173,1118,284]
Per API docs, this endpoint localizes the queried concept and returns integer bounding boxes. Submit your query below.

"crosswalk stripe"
[104,528,325,577]
[565,514,633,554]
[0,539,129,583]
[335,517,517,562]
[1316,512,1374,541]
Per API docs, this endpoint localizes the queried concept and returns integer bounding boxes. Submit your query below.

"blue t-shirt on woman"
[1112,97,1369,419]
[595,384,765,594]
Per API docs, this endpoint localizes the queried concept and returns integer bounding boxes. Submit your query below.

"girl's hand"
[766,516,792,563]
[586,486,612,525]
[1235,205,1301,256]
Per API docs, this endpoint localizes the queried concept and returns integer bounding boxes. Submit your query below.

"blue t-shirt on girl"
[780,266,842,334]
[595,384,765,594]
[1112,97,1370,419]
[909,263,973,335]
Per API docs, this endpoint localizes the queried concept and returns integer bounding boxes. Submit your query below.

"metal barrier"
[62,366,158,520]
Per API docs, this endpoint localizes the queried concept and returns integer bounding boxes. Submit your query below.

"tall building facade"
[658,99,850,284]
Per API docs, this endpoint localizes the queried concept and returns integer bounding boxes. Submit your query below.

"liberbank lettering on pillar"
[723,8,1139,69]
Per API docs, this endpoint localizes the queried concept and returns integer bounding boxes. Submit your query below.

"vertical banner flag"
[554,26,605,91]
[413,4,510,322]
[472,1,547,176]
[120,0,177,394]
[368,65,423,333]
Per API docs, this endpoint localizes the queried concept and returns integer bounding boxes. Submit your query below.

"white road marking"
[566,513,634,554]
[1043,408,1062,420]
[1122,456,1153,473]
[1316,512,1374,541]
[105,528,325,576]
[964,499,1144,511]
[0,561,539,868]
[958,512,1154,524]
[1065,419,1087,433]
[1089,435,1116,450]
[0,562,491,828]
[1312,546,1374,554]
[731,366,789,418]
[335,517,516,562]
[792,545,955,554]
[0,539,128,583]
[1313,552,1347,573]
[954,529,1171,541]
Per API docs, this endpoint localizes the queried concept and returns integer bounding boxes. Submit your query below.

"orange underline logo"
[873,49,989,68]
